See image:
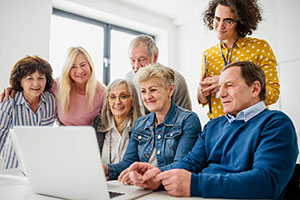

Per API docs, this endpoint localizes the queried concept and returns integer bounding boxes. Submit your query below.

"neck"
[155,101,171,124]
[73,82,86,94]
[222,35,239,48]
[114,116,128,135]
[23,93,40,113]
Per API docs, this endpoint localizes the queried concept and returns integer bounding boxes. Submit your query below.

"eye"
[140,90,146,94]
[108,95,116,102]
[150,88,157,92]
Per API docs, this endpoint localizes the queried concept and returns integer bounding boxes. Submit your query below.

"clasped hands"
[197,75,220,103]
[117,162,191,197]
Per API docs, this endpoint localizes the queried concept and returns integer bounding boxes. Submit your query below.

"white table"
[0,169,228,200]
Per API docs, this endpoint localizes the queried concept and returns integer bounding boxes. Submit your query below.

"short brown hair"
[203,0,262,37]
[10,56,54,92]
[222,61,266,100]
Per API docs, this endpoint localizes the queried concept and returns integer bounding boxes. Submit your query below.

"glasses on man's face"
[108,94,131,103]
[214,16,237,28]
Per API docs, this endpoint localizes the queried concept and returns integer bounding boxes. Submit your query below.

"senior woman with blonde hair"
[52,46,106,125]
[92,79,142,164]
[103,63,201,182]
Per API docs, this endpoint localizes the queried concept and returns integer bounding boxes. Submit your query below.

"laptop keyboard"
[109,191,125,199]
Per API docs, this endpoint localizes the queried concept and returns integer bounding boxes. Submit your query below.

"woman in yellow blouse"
[197,0,280,119]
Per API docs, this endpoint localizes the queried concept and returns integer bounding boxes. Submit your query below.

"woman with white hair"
[92,79,142,164]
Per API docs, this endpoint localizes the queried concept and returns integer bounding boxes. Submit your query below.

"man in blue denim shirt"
[126,61,298,199]
[103,64,201,181]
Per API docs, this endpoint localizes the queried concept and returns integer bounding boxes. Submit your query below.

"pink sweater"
[52,79,106,125]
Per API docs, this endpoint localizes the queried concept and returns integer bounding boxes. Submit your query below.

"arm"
[0,100,13,153]
[258,40,280,106]
[190,114,298,199]
[160,112,201,171]
[172,71,192,110]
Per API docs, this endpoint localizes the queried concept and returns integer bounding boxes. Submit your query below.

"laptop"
[11,126,152,200]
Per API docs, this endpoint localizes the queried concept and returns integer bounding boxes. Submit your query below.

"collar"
[144,101,177,129]
[14,91,47,106]
[107,117,132,132]
[220,37,247,49]
[225,101,266,123]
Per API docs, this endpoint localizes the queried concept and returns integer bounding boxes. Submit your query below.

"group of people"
[0,0,298,199]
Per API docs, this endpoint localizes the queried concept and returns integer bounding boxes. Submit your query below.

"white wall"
[177,0,300,131]
[0,0,52,90]
[1,0,299,135]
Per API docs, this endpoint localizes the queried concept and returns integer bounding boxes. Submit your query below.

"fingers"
[118,168,128,182]
[143,167,161,182]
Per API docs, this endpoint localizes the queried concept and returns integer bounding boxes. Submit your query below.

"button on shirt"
[0,91,57,169]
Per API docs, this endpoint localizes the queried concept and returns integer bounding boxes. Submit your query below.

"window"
[50,9,153,85]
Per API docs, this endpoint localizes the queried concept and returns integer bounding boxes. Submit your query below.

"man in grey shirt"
[125,35,192,114]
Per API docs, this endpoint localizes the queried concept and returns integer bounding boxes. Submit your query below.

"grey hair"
[97,79,142,132]
[128,34,159,62]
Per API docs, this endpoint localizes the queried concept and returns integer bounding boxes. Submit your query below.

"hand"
[118,168,134,185]
[103,164,109,181]
[119,162,161,190]
[155,169,191,197]
[200,75,220,95]
[0,87,15,103]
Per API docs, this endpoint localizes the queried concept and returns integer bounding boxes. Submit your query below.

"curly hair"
[10,56,54,92]
[203,0,262,37]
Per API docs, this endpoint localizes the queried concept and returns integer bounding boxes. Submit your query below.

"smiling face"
[69,53,91,85]
[218,66,260,116]
[21,71,46,102]
[139,77,174,114]
[108,83,133,120]
[214,5,239,45]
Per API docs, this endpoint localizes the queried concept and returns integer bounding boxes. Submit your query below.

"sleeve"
[190,114,298,199]
[258,40,280,106]
[107,122,140,180]
[160,112,202,171]
[172,72,192,111]
[0,100,13,152]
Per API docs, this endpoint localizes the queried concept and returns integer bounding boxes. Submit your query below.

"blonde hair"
[97,79,142,132]
[58,46,97,114]
[135,63,175,90]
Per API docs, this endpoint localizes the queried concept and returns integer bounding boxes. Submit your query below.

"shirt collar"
[107,117,132,132]
[225,101,266,123]
[14,91,47,106]
[220,37,246,49]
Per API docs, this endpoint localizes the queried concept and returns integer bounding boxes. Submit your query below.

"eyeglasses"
[214,16,237,28]
[108,94,131,103]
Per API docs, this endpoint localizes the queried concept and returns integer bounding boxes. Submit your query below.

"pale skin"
[1,53,91,102]
[124,66,262,197]
[197,5,239,104]
[104,78,174,183]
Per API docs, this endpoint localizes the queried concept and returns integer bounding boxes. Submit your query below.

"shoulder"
[95,82,106,95]
[245,37,271,47]
[175,106,199,123]
[258,109,293,124]
[173,70,188,86]
[205,43,219,54]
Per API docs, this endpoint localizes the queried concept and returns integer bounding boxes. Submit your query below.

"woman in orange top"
[197,0,279,119]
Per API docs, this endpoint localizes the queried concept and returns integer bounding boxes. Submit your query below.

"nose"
[216,21,225,30]
[133,60,140,73]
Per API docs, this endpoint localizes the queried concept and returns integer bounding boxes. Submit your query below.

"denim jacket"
[108,101,201,180]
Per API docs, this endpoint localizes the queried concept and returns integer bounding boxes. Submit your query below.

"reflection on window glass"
[49,15,104,82]
[110,30,136,81]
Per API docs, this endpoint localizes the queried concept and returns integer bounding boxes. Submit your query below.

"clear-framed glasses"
[108,94,131,103]
[213,16,237,28]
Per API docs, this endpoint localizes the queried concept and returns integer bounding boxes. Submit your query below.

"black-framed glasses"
[214,16,237,27]
[108,94,131,103]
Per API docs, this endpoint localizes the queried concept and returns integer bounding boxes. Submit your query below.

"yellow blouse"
[200,37,280,119]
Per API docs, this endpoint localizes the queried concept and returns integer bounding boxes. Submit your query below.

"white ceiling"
[112,0,207,25]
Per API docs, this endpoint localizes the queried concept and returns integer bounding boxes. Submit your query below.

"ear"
[251,80,261,98]
[153,52,159,64]
[168,83,175,97]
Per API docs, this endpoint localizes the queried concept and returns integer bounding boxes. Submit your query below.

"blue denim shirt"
[108,101,201,180]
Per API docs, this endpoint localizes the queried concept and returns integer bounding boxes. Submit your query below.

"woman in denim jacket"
[103,63,201,181]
